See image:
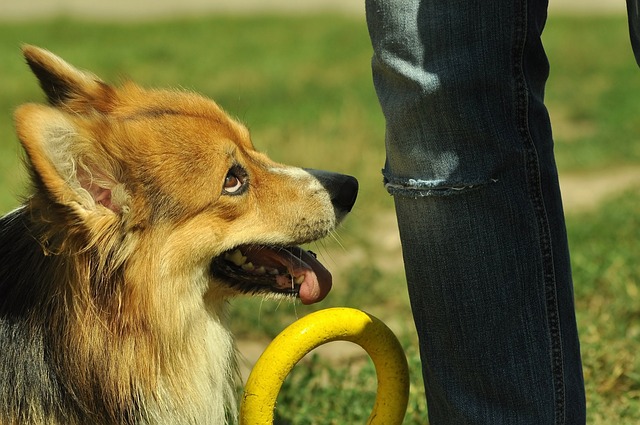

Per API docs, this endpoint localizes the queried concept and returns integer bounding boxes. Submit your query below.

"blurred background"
[1,1,638,423]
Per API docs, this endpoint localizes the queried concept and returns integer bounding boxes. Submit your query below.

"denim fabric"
[365,0,586,423]
[629,0,640,65]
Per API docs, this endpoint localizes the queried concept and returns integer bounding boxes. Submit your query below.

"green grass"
[273,340,427,424]
[569,190,640,423]
[543,16,640,170]
[0,13,638,424]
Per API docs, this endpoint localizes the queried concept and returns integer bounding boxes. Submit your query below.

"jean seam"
[514,0,566,423]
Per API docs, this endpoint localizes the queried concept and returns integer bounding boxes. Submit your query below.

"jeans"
[365,0,586,423]
[629,0,640,65]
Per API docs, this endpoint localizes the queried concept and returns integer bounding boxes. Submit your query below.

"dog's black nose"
[304,169,359,214]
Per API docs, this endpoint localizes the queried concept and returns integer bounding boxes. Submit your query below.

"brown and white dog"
[0,46,357,425]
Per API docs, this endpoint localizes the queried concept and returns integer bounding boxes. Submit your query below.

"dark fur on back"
[0,208,74,423]
[0,206,139,424]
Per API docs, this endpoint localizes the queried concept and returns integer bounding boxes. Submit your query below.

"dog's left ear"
[22,45,115,114]
[16,46,127,216]
[15,104,127,215]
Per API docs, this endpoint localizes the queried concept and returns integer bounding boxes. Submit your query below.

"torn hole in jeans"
[383,173,497,197]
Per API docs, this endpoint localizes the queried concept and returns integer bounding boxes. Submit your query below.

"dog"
[0,46,357,425]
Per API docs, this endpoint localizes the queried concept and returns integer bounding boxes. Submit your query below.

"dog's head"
[14,45,357,305]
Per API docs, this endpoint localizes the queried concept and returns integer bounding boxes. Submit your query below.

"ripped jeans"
[365,0,586,423]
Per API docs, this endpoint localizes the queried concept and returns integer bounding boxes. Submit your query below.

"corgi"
[0,46,357,425]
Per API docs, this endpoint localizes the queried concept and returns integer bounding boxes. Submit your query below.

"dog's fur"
[0,46,357,425]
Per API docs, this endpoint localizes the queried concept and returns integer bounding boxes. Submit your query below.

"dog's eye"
[222,167,247,195]
[224,174,242,192]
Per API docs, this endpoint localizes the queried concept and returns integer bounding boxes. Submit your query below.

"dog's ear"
[14,104,127,215]
[22,45,115,114]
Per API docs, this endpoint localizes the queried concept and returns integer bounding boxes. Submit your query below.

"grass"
[0,12,638,424]
[569,190,640,423]
[543,16,640,170]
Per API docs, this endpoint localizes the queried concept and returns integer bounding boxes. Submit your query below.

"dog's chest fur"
[0,207,237,424]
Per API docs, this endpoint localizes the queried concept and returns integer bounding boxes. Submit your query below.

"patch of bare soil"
[560,167,640,213]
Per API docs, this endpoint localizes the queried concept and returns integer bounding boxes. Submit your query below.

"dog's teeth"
[226,249,247,266]
[267,268,279,275]
[241,262,255,271]
[255,266,266,275]
[294,275,305,285]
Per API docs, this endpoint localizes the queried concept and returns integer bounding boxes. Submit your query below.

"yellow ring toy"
[239,307,410,424]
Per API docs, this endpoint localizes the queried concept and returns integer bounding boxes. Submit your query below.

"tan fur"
[0,46,357,424]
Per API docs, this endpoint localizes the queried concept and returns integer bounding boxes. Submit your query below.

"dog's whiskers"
[258,297,266,326]
[328,230,347,252]
[291,297,299,320]
[311,239,338,271]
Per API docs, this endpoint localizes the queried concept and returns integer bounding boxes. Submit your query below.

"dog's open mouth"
[210,245,332,304]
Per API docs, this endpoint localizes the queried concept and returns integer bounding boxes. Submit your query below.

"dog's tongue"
[286,247,332,304]
[245,246,332,304]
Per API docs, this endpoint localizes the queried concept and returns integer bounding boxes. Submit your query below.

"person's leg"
[365,0,586,423]
[628,0,640,65]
